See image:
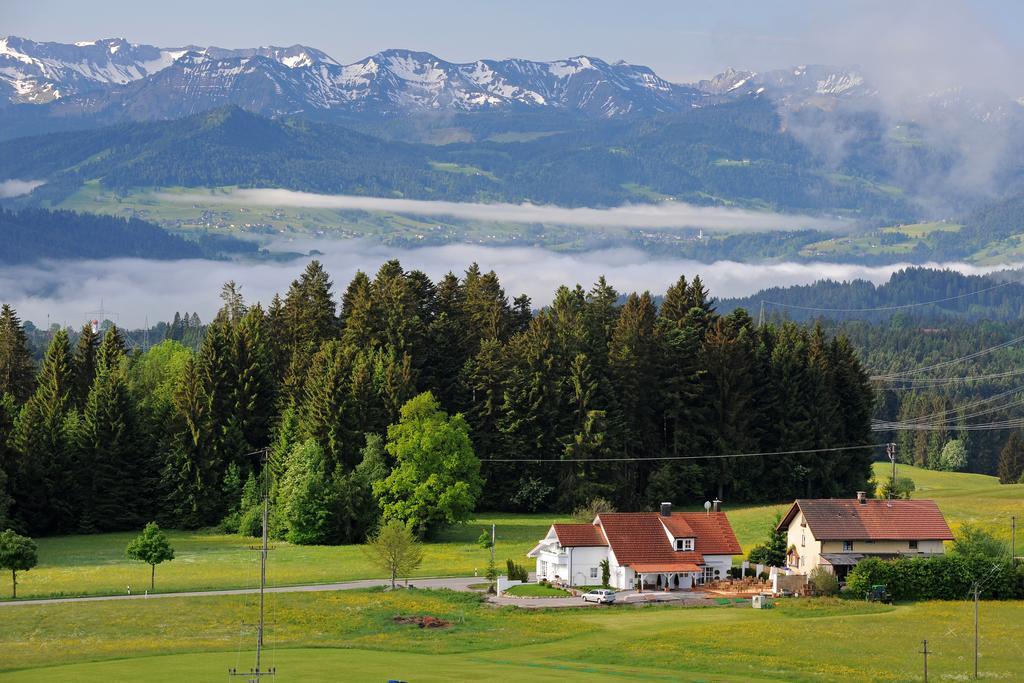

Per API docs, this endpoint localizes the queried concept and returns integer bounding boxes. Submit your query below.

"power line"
[871,333,1024,380]
[484,443,883,463]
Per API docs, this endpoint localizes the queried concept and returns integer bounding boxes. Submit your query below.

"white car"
[582,589,616,604]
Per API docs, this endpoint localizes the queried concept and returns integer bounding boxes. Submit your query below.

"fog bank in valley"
[162,189,846,232]
[1,239,1018,329]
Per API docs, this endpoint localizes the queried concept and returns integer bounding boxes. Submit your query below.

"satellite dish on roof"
[704,501,712,515]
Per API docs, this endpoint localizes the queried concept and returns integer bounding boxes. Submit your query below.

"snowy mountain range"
[3,35,1022,136]
[0,35,882,121]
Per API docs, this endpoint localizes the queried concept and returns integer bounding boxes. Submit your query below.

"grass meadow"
[0,589,1021,682]
[3,463,1021,602]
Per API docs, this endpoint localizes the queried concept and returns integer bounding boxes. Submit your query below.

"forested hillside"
[0,263,875,541]
[723,268,1024,477]
[0,208,208,263]
[0,102,914,217]
[722,268,1024,323]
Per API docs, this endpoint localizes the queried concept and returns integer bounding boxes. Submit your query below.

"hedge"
[846,556,1024,601]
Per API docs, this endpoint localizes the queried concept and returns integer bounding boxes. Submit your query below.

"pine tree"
[12,330,76,534]
[299,340,351,472]
[233,305,275,463]
[162,355,219,527]
[76,330,139,532]
[606,292,660,504]
[281,261,339,403]
[71,323,99,409]
[199,316,246,472]
[0,305,35,404]
[998,432,1024,484]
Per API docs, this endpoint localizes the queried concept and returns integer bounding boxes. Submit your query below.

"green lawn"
[1,589,1021,681]
[5,514,564,601]
[503,583,570,597]
[6,464,1019,601]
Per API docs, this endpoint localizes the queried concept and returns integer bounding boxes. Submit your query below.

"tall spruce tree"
[998,432,1024,484]
[0,305,35,404]
[72,323,100,409]
[12,330,76,534]
[76,328,139,532]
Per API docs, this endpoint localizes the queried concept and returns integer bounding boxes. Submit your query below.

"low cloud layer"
[1,239,1017,329]
[0,179,45,198]
[162,189,845,232]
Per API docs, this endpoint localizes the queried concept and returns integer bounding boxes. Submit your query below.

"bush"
[846,554,1020,601]
[506,559,529,582]
[572,497,616,523]
[809,567,839,596]
[878,476,915,500]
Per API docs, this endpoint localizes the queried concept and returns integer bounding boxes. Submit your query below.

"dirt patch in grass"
[393,615,451,629]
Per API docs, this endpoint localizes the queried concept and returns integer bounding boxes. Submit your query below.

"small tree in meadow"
[808,566,839,596]
[364,520,424,589]
[126,522,175,592]
[747,512,787,567]
[0,529,37,598]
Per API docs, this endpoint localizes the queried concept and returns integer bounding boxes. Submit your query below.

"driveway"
[0,576,481,607]
[489,589,714,609]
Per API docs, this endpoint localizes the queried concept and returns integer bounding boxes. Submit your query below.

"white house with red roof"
[777,492,954,580]
[528,502,742,590]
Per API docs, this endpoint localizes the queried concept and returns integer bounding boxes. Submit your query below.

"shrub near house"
[845,525,1024,601]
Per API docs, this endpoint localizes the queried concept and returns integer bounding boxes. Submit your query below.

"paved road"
[0,576,481,607]
[489,590,713,609]
[1,579,718,610]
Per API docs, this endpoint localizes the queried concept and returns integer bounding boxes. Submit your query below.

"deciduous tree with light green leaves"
[0,529,37,598]
[364,519,424,590]
[374,392,481,538]
[126,521,175,592]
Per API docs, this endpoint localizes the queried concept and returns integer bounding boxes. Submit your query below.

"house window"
[590,567,598,578]
[909,540,918,550]
[843,541,854,552]
[675,539,683,550]
[799,556,804,568]
[801,532,805,547]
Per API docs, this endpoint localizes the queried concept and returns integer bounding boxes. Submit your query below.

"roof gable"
[552,523,608,547]
[595,511,741,567]
[779,499,954,541]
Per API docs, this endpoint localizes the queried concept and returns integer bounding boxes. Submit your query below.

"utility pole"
[920,639,929,683]
[974,584,980,679]
[229,448,275,682]
[758,301,765,327]
[490,523,495,567]
[887,442,897,505]
[1012,516,1016,563]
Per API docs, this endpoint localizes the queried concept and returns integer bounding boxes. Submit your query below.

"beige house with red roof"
[777,492,954,580]
[528,503,742,590]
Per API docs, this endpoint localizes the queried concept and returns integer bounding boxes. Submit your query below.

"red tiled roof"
[674,512,743,555]
[552,523,608,547]
[778,499,954,541]
[661,515,695,538]
[631,562,701,573]
[595,511,741,568]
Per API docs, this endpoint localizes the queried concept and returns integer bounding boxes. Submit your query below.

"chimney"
[712,499,722,513]
[660,502,672,517]
[857,491,866,505]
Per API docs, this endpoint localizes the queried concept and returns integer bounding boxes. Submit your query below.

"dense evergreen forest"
[0,261,876,542]
[722,268,1024,323]
[723,269,1024,477]
[0,208,257,263]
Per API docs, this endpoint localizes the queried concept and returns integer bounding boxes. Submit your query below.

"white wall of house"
[534,545,608,586]
[702,554,733,583]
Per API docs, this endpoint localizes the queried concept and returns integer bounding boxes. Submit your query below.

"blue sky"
[5,0,1022,82]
